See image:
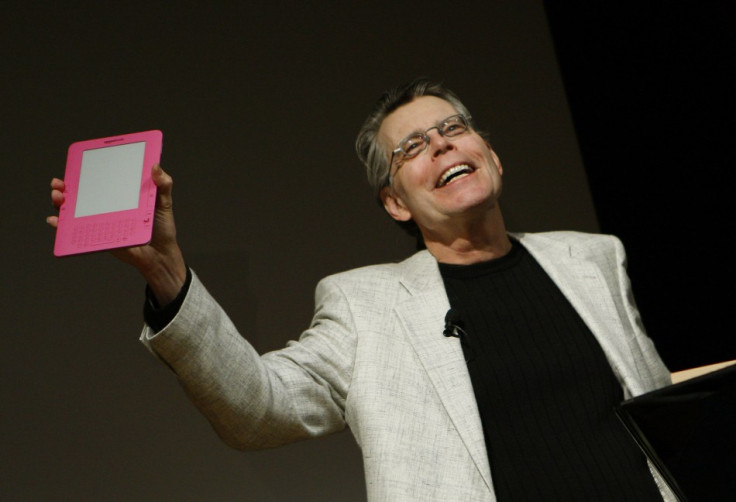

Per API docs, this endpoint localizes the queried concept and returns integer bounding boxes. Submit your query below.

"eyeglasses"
[388,114,471,182]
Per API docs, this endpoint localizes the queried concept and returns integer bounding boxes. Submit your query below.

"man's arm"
[49,170,352,448]
[609,234,671,390]
[140,271,354,450]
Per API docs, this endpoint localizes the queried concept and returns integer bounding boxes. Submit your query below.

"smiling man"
[351,80,674,501]
[48,78,675,501]
[376,95,509,264]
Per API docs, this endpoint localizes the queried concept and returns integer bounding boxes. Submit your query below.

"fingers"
[50,178,65,191]
[51,187,65,209]
[50,178,65,208]
[48,178,65,228]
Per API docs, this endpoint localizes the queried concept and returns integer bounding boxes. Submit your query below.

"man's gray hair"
[355,77,486,246]
[355,77,481,195]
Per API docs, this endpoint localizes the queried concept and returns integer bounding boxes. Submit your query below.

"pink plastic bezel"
[53,130,162,257]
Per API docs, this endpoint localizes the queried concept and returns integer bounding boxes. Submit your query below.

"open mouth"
[436,164,475,188]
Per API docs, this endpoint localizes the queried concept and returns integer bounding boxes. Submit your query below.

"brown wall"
[3,2,594,500]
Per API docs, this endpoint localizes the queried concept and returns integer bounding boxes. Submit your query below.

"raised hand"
[48,164,187,305]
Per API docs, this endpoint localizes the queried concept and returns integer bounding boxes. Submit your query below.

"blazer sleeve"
[609,235,672,390]
[139,270,356,450]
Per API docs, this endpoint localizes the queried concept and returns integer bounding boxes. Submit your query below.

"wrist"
[144,267,192,331]
[141,250,187,306]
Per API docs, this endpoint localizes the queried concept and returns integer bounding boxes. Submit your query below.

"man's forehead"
[379,96,459,145]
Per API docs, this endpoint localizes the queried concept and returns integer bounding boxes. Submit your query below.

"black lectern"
[617,364,736,501]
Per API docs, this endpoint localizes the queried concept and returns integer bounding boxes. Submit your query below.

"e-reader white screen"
[74,142,146,218]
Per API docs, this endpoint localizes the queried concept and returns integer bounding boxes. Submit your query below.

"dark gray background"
[4,1,726,500]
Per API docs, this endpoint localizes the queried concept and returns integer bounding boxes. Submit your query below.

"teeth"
[438,164,473,187]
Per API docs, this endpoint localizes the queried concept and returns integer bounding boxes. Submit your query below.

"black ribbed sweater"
[439,242,662,501]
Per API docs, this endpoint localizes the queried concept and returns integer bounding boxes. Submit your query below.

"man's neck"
[422,210,512,265]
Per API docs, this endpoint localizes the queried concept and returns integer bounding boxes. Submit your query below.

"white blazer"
[141,231,675,501]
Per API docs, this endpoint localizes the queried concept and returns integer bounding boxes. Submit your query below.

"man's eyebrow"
[399,114,455,140]
[399,127,424,140]
[398,118,439,140]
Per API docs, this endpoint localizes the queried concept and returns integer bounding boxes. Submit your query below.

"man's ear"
[485,141,503,176]
[380,185,412,222]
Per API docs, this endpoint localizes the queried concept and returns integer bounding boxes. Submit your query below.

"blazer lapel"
[517,233,643,397]
[394,251,493,492]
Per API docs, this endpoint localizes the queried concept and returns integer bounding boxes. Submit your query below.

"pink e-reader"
[53,130,163,257]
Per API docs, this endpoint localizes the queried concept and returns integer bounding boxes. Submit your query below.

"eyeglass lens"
[399,115,468,159]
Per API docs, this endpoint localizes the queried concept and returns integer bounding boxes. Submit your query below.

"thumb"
[151,164,174,211]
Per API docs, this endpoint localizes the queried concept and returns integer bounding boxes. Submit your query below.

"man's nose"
[427,129,454,157]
